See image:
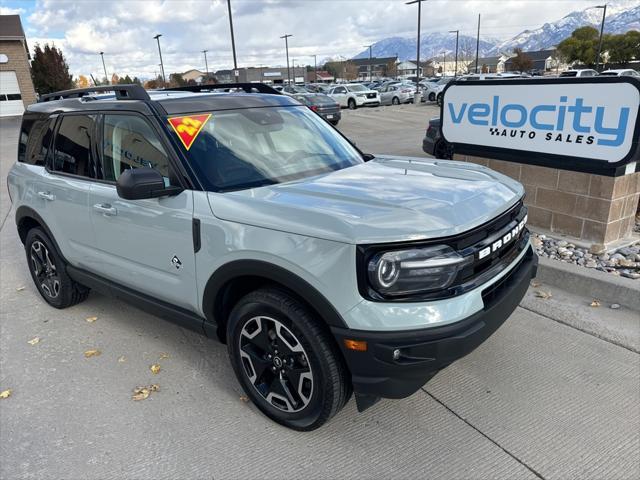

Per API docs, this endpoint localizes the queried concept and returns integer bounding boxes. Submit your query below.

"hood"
[207,156,524,245]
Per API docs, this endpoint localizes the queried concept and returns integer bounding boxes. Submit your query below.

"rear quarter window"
[18,116,55,166]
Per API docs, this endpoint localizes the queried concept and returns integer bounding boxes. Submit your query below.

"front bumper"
[332,246,538,401]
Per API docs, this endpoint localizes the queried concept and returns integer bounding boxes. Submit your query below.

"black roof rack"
[162,83,282,95]
[39,84,150,103]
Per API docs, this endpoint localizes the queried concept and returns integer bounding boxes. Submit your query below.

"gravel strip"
[531,217,640,280]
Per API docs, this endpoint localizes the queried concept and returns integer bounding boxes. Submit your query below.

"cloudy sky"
[0,0,608,79]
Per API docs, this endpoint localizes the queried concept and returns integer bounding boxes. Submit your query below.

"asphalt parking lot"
[1,112,639,480]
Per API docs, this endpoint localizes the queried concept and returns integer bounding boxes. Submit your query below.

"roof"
[505,49,556,65]
[476,56,502,66]
[0,15,26,39]
[28,89,300,116]
[350,56,397,66]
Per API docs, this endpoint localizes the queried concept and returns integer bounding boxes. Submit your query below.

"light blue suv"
[8,84,537,430]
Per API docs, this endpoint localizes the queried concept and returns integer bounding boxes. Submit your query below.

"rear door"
[87,113,197,310]
[40,114,97,268]
[330,86,348,107]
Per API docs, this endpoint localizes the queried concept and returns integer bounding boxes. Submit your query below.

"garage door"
[0,71,25,117]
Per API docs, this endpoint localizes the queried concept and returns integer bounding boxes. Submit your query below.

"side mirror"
[116,168,182,200]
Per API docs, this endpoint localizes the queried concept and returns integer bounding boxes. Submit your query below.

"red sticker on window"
[167,114,211,150]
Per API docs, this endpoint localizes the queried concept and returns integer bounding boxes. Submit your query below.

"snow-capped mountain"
[494,0,640,53]
[352,1,639,61]
[352,33,497,62]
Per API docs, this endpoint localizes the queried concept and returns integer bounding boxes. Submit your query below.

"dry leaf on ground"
[239,395,249,403]
[117,356,126,363]
[85,316,98,323]
[132,384,160,401]
[158,353,169,360]
[0,389,11,399]
[535,290,552,299]
[27,337,40,346]
[16,286,25,292]
[531,281,541,288]
[590,299,601,307]
[84,349,101,358]
[150,364,161,374]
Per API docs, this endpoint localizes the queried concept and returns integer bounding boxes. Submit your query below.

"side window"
[53,115,96,177]
[335,87,346,94]
[101,114,170,182]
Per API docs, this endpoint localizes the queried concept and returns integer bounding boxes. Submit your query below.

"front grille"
[366,93,377,99]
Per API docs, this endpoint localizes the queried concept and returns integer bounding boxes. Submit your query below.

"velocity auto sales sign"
[440,77,640,175]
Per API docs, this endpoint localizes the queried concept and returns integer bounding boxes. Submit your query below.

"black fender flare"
[15,206,63,254]
[202,259,348,330]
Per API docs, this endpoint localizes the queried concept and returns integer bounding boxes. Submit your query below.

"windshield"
[560,71,577,77]
[599,72,618,76]
[176,106,363,192]
[347,84,367,92]
[437,78,451,85]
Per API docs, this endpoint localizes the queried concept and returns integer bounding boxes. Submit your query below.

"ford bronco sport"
[8,84,537,430]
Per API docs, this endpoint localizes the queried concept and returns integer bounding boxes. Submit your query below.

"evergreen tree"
[31,43,74,94]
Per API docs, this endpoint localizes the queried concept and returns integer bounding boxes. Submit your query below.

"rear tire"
[347,98,356,110]
[24,227,89,308]
[227,288,351,431]
[428,92,435,102]
[330,120,340,126]
[392,97,400,105]
[436,93,443,107]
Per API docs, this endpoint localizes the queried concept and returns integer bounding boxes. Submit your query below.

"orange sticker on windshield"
[168,114,211,150]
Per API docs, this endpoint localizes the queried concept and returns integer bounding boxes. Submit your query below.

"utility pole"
[475,14,481,73]
[153,34,166,86]
[280,34,293,85]
[202,50,209,79]
[595,4,607,71]
[406,0,426,94]
[442,52,446,76]
[312,54,317,82]
[449,30,459,77]
[99,52,108,85]
[226,0,239,82]
[364,44,373,81]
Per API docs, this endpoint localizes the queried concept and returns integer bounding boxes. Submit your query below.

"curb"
[535,256,640,311]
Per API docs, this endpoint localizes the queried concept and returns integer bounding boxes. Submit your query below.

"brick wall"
[453,154,640,247]
[0,39,37,106]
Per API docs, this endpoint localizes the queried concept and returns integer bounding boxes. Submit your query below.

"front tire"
[436,93,443,107]
[25,227,89,308]
[392,96,400,105]
[428,92,435,102]
[347,98,356,110]
[227,288,350,431]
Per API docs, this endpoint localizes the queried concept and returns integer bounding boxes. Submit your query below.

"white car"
[600,69,640,77]
[560,69,598,77]
[327,84,380,109]
[422,77,454,102]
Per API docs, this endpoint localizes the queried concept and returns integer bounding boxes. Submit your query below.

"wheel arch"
[15,206,61,252]
[202,259,349,342]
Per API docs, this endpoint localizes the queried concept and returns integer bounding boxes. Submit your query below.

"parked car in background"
[423,77,453,102]
[378,83,415,105]
[283,85,311,94]
[305,84,331,93]
[559,69,598,77]
[600,69,640,77]
[422,117,453,159]
[290,92,341,125]
[327,83,380,109]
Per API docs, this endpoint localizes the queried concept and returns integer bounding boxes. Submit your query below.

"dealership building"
[215,66,309,84]
[0,15,37,117]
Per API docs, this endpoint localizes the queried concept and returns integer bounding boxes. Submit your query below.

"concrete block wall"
[452,154,640,247]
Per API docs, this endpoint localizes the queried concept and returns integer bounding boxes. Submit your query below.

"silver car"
[379,83,415,105]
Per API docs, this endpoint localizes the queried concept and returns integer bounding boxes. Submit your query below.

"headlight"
[367,245,471,296]
[356,93,366,97]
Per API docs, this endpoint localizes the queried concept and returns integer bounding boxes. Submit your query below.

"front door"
[87,113,197,311]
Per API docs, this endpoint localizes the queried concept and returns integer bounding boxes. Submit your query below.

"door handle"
[37,191,55,201]
[93,203,117,216]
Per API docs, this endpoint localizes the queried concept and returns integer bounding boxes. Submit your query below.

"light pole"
[226,0,239,82]
[153,34,166,86]
[406,0,426,94]
[475,14,481,73]
[442,52,446,76]
[202,50,209,80]
[594,4,607,71]
[99,52,108,85]
[292,58,296,84]
[364,44,373,81]
[312,54,317,82]
[280,34,293,85]
[449,30,459,77]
